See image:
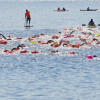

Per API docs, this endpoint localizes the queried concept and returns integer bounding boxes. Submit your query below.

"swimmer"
[92,38,98,41]
[11,44,25,51]
[63,41,70,47]
[47,40,54,44]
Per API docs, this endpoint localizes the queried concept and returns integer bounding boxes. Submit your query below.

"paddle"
[24,18,27,26]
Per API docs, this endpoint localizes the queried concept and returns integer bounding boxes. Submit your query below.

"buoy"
[20,50,27,53]
[31,50,38,54]
[87,55,93,59]
[0,40,7,44]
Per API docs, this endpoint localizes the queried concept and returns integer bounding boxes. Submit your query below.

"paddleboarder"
[25,9,31,26]
[87,7,89,11]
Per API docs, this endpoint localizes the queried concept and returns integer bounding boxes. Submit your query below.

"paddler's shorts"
[27,17,31,21]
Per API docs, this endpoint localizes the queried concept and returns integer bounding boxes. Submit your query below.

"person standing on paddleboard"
[25,9,31,26]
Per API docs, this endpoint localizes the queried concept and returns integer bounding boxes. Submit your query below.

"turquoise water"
[0,1,100,100]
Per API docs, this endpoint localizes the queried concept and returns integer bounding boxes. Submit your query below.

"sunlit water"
[0,1,100,100]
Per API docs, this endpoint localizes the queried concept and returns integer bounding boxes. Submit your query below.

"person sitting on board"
[57,7,60,11]
[25,9,31,26]
[87,7,89,11]
[88,19,95,26]
[62,7,66,11]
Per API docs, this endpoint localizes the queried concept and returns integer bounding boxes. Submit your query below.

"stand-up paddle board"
[24,25,33,27]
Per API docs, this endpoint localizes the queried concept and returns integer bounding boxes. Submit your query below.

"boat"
[53,10,69,12]
[24,25,33,27]
[80,9,97,11]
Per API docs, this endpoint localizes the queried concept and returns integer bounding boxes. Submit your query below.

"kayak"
[80,9,97,11]
[24,25,33,27]
[53,10,69,12]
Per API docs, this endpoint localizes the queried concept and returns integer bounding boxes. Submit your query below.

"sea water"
[0,1,100,100]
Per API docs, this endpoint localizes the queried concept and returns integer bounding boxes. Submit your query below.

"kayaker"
[57,7,60,11]
[88,19,95,26]
[25,9,31,25]
[87,7,89,11]
[62,7,66,11]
